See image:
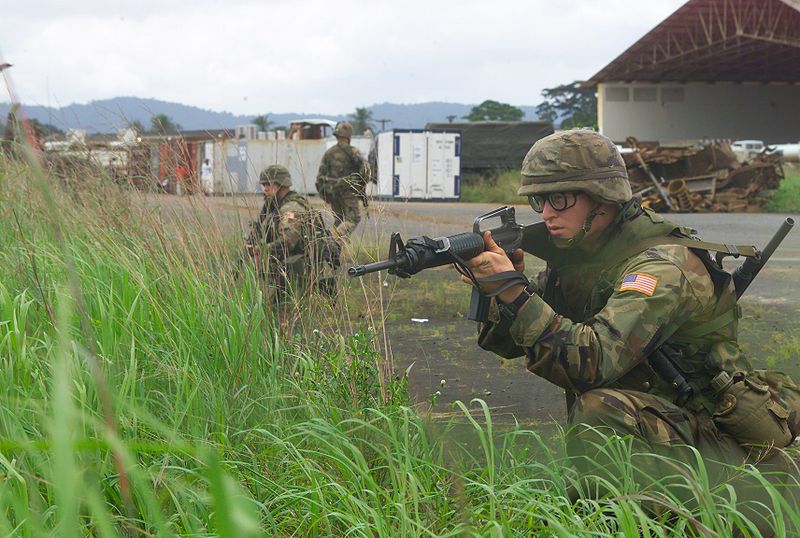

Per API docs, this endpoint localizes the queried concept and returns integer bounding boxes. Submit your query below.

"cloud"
[2,0,685,114]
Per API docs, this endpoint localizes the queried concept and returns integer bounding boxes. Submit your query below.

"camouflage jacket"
[254,190,312,258]
[316,142,368,195]
[479,203,752,413]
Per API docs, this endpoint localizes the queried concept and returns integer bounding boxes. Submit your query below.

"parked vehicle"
[731,140,765,161]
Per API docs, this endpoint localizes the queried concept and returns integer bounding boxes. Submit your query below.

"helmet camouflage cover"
[333,122,354,138]
[519,129,632,204]
[259,164,292,187]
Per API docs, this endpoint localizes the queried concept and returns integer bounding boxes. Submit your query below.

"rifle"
[349,206,528,322]
[731,217,795,299]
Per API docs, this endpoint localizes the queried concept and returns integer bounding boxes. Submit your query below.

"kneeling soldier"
[249,164,339,298]
[465,130,799,534]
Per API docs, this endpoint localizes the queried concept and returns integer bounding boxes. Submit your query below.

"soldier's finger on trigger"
[483,231,503,252]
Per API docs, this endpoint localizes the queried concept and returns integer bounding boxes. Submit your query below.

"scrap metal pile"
[623,137,784,213]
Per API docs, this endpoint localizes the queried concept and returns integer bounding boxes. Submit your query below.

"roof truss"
[590,0,800,83]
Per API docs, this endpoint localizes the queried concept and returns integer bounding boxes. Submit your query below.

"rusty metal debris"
[623,137,784,213]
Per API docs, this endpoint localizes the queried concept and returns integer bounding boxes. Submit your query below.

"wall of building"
[598,82,800,144]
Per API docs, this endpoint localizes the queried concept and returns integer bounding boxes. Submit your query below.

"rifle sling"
[608,236,758,265]
[680,304,742,339]
[339,143,363,171]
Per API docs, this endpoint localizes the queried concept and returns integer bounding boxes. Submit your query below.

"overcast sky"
[2,0,686,114]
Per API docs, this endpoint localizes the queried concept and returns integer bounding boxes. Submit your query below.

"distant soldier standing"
[316,122,369,237]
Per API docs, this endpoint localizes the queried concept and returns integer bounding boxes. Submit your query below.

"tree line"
[12,81,597,140]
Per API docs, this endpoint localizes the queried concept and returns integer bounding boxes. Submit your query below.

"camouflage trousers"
[567,388,799,535]
[328,192,361,237]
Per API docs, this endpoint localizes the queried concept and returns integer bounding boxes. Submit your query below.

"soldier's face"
[541,192,595,245]
[262,182,280,198]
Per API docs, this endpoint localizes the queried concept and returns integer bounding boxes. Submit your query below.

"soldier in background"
[365,128,378,185]
[1,104,20,157]
[316,121,369,237]
[247,164,339,297]
[462,129,799,534]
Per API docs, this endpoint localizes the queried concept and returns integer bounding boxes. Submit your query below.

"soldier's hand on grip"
[461,232,526,303]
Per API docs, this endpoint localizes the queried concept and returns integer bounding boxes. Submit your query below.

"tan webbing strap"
[612,236,758,264]
[681,304,742,339]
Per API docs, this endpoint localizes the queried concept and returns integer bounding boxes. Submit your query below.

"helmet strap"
[560,201,605,248]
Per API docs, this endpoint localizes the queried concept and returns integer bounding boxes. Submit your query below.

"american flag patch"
[619,273,658,296]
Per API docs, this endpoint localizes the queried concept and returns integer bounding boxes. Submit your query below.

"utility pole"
[446,115,457,124]
[376,118,391,131]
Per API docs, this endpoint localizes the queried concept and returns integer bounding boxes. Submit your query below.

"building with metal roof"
[588,0,800,144]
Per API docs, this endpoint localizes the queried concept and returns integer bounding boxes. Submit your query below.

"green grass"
[460,170,522,204]
[765,165,800,213]
[0,150,798,535]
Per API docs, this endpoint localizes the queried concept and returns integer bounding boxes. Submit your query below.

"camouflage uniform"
[316,122,368,237]
[251,165,339,297]
[254,190,312,276]
[479,130,799,526]
[1,105,20,157]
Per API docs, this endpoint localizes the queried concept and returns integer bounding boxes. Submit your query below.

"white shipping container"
[396,132,429,198]
[375,130,460,200]
[376,131,395,198]
[426,132,461,199]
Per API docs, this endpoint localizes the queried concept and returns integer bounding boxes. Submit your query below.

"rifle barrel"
[760,217,795,261]
[348,258,399,277]
[733,217,794,298]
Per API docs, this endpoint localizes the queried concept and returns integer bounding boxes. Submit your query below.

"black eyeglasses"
[528,192,579,213]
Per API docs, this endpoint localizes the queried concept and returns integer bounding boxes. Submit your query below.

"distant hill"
[0,97,542,134]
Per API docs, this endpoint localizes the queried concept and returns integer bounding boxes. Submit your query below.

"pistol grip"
[468,287,490,322]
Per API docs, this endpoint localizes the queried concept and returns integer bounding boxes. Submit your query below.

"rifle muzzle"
[348,258,400,277]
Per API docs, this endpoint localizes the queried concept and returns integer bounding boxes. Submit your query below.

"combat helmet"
[519,129,631,205]
[259,164,292,187]
[333,122,354,138]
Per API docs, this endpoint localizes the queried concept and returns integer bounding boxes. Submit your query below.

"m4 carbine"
[349,206,528,322]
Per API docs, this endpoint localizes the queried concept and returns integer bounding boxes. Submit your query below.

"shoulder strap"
[678,304,742,341]
[603,234,758,269]
[338,143,363,169]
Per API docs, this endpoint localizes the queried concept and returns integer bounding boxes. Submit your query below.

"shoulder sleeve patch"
[619,272,659,296]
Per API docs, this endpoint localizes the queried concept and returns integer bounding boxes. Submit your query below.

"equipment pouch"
[712,372,794,448]
[753,369,800,439]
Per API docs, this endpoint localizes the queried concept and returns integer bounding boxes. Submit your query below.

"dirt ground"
[138,192,800,428]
